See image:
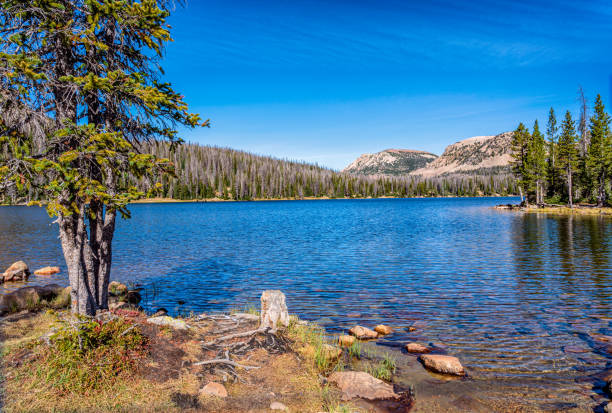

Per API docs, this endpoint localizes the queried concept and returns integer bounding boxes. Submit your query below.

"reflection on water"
[2,197,612,409]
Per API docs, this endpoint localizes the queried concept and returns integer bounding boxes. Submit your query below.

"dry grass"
[523,206,612,216]
[0,310,353,413]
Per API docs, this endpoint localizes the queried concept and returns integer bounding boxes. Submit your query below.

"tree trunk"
[568,170,573,208]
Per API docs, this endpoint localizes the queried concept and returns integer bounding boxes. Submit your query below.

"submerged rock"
[338,335,356,347]
[147,315,190,330]
[200,382,227,398]
[2,261,30,282]
[349,325,378,340]
[328,371,399,401]
[260,290,289,329]
[405,342,430,353]
[33,266,60,276]
[374,324,393,335]
[419,354,465,376]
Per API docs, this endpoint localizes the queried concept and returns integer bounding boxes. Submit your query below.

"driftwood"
[201,327,267,347]
[194,357,260,370]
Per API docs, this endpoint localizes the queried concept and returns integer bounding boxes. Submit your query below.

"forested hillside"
[1,141,517,204]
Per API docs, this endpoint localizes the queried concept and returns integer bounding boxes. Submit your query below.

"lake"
[2,197,612,410]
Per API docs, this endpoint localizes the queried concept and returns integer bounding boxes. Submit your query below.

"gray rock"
[2,260,30,282]
[328,371,399,401]
[270,401,288,411]
[147,315,190,330]
[0,285,60,314]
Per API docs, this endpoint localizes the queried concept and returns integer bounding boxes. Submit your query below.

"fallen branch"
[194,357,260,370]
[201,327,266,347]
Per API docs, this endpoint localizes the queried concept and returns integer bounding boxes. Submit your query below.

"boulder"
[374,324,393,335]
[124,290,141,305]
[270,401,288,411]
[151,308,168,317]
[321,344,342,360]
[108,281,128,296]
[147,315,190,330]
[260,290,289,329]
[328,371,400,401]
[338,335,356,347]
[419,354,465,376]
[33,266,60,276]
[3,261,30,282]
[349,325,378,340]
[0,285,60,314]
[199,382,227,398]
[405,343,430,353]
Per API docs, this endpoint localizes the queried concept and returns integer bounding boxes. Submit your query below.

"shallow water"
[2,197,612,410]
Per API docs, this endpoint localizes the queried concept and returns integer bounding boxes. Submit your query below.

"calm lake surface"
[2,197,612,409]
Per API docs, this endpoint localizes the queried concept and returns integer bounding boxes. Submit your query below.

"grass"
[366,352,397,381]
[348,340,362,358]
[230,302,260,316]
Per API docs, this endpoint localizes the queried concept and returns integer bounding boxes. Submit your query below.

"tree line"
[511,91,611,207]
[2,139,518,203]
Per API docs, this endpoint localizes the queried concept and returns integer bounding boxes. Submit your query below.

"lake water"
[2,197,612,410]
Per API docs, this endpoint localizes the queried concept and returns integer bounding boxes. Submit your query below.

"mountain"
[342,149,438,176]
[410,132,513,177]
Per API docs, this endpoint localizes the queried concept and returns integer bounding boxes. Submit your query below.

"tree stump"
[260,290,289,329]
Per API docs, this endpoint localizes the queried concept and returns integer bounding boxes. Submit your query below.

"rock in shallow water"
[338,335,355,347]
[328,371,399,401]
[33,266,60,276]
[374,324,393,335]
[2,261,30,282]
[349,325,378,340]
[405,342,430,353]
[419,354,465,376]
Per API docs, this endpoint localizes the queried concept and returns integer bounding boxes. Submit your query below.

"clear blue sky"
[163,0,612,170]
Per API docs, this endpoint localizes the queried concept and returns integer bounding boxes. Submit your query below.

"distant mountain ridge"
[343,132,513,177]
[342,149,438,176]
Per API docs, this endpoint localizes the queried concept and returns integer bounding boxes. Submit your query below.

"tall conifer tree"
[510,122,533,204]
[530,120,547,204]
[586,94,611,206]
[558,111,579,207]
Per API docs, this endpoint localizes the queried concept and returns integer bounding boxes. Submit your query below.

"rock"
[3,261,30,282]
[374,324,393,335]
[260,290,289,330]
[605,401,612,413]
[151,308,168,317]
[125,290,141,305]
[349,325,378,340]
[0,285,60,314]
[108,281,128,296]
[338,335,355,347]
[407,327,416,332]
[321,344,342,360]
[33,266,60,276]
[199,382,227,398]
[147,315,190,330]
[405,343,430,353]
[419,354,465,376]
[270,401,288,411]
[328,371,400,401]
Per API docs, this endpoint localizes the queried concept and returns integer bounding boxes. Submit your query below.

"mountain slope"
[409,132,513,177]
[342,149,438,176]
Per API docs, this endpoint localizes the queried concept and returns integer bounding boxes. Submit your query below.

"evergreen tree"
[546,108,561,199]
[510,122,533,204]
[558,111,579,207]
[530,120,547,204]
[0,1,204,315]
[586,94,611,206]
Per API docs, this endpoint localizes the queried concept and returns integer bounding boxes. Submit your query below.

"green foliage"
[33,316,148,393]
[510,122,533,202]
[348,340,362,359]
[585,94,611,205]
[366,352,396,381]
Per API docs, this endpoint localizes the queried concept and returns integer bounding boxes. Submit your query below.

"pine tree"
[510,122,533,205]
[558,111,579,207]
[530,120,547,204]
[546,108,561,199]
[586,94,611,206]
[0,1,204,315]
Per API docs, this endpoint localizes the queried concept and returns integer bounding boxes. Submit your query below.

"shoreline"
[495,203,612,216]
[0,194,518,207]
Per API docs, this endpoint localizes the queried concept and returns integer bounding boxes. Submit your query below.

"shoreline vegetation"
[0,283,442,412]
[495,203,612,216]
[0,193,517,207]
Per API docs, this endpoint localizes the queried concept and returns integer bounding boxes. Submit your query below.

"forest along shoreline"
[2,263,612,412]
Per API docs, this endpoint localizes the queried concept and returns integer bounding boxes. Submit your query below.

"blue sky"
[163,0,612,170]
